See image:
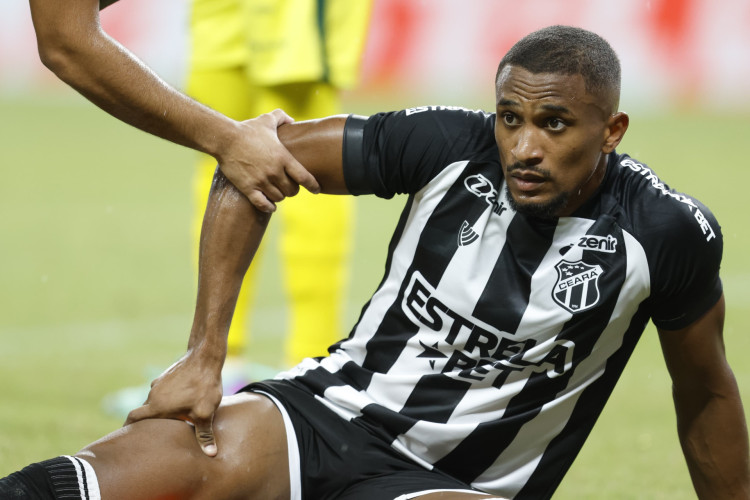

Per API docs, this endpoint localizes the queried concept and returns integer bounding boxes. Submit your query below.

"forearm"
[123,169,268,451]
[674,377,750,498]
[29,0,237,161]
[187,169,270,368]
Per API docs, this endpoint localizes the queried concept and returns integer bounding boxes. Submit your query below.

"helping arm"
[125,116,348,456]
[657,294,750,498]
[28,0,318,212]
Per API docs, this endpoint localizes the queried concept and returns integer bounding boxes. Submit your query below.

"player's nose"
[511,126,543,166]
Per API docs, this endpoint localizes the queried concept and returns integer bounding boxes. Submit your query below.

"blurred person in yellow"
[188,0,372,378]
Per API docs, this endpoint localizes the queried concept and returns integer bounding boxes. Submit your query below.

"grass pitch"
[0,91,748,498]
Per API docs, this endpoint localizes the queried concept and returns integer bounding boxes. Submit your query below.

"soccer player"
[28,0,319,213]
[187,0,372,373]
[3,26,747,500]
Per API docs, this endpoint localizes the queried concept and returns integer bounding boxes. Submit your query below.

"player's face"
[494,65,626,218]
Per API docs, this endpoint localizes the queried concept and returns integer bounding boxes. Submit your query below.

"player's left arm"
[658,294,750,499]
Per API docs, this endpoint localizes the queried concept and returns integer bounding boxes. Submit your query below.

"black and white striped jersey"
[277,107,723,498]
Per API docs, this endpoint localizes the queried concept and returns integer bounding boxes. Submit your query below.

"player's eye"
[546,117,566,131]
[502,113,519,127]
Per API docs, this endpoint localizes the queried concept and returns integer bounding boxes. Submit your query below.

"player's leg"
[254,82,354,366]
[80,392,290,499]
[0,392,291,500]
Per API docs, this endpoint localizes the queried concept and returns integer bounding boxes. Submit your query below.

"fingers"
[124,404,219,457]
[263,111,320,194]
[194,417,218,457]
[124,404,154,426]
[257,113,320,195]
[247,190,277,213]
[256,172,300,202]
[224,109,320,212]
[266,108,295,127]
[285,155,320,194]
[232,150,317,213]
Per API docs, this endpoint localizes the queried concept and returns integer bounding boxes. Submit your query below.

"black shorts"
[243,379,488,500]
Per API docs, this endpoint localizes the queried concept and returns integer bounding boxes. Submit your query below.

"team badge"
[552,260,604,313]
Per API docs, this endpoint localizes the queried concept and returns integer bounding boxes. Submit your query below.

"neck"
[562,153,609,216]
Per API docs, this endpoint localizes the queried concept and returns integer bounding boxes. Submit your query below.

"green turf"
[0,92,748,499]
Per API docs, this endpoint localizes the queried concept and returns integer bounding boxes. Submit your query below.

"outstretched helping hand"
[218,109,321,213]
[125,349,224,457]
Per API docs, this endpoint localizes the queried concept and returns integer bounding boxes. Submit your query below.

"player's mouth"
[508,170,547,193]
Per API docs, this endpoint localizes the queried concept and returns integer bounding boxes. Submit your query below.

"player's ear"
[602,111,629,154]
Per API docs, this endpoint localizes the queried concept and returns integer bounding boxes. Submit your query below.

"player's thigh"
[76,392,289,500]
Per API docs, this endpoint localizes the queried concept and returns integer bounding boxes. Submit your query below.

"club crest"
[553,260,603,313]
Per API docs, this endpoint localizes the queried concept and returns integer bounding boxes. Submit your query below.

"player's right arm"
[643,177,748,497]
[658,296,750,498]
[27,0,318,212]
[125,116,348,456]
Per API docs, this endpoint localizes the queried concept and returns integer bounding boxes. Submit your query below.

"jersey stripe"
[361,161,483,375]
[472,184,556,332]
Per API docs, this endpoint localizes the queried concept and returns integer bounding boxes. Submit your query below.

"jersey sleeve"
[647,196,723,330]
[342,107,496,198]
